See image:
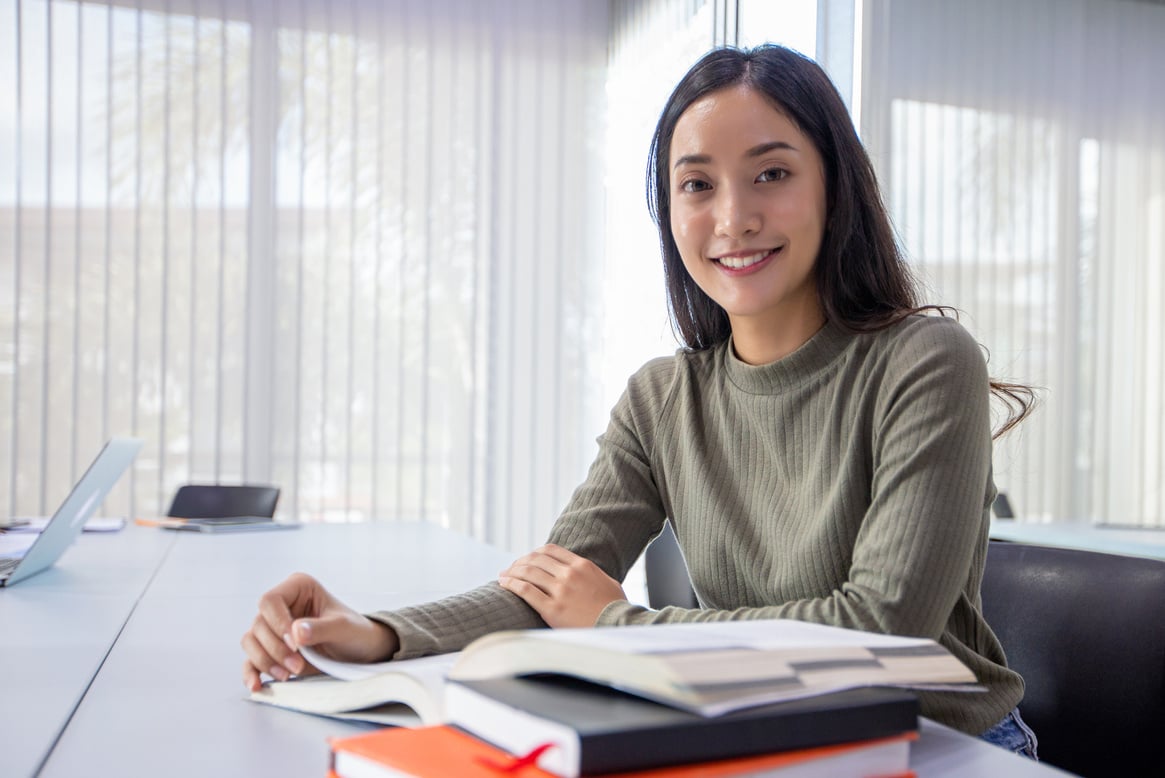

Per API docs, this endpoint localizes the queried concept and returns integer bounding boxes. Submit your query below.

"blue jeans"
[980,707,1039,760]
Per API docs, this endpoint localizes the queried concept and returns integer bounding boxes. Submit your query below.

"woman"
[241,45,1037,757]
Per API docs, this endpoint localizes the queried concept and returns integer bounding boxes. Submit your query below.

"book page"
[251,650,462,725]
[250,675,428,726]
[300,646,459,682]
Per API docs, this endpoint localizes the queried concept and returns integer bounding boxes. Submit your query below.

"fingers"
[241,614,293,675]
[501,562,558,593]
[240,573,326,689]
[499,544,628,629]
[498,572,553,613]
[240,615,299,687]
[499,547,575,619]
[256,574,312,645]
[257,585,315,673]
[535,543,582,564]
[499,544,594,599]
[243,658,263,693]
[501,544,579,581]
[289,615,348,652]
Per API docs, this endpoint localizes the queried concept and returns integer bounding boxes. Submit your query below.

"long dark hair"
[646,44,1033,436]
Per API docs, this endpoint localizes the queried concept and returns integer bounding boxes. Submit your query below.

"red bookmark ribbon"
[474,742,557,773]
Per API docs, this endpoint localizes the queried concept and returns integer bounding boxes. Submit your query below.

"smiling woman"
[241,44,1038,759]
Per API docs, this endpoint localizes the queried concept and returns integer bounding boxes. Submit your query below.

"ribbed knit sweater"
[371,314,1024,735]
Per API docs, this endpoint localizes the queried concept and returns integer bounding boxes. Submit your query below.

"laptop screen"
[1,437,142,586]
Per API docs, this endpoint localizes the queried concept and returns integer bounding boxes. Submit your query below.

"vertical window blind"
[1,0,608,549]
[862,0,1165,525]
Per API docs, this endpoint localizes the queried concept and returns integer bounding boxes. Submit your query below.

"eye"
[679,178,711,193]
[757,167,788,183]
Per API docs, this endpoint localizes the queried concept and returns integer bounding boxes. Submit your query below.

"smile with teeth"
[715,247,779,269]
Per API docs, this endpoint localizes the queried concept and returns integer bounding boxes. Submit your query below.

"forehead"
[670,85,808,160]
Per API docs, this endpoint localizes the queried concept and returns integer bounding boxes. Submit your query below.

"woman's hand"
[498,544,627,628]
[240,572,399,691]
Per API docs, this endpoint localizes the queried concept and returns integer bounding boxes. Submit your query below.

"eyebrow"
[673,141,799,170]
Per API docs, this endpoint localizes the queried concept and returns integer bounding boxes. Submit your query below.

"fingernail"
[270,665,289,682]
[283,633,296,651]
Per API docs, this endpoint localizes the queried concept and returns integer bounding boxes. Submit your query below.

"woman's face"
[668,85,827,335]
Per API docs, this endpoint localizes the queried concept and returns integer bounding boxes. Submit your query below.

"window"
[1,0,609,549]
[864,0,1165,525]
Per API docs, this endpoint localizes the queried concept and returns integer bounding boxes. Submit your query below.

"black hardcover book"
[446,675,919,778]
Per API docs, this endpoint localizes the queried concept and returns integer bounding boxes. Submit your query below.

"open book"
[248,618,978,723]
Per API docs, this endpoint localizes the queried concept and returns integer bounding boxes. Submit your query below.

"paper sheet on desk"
[0,516,127,533]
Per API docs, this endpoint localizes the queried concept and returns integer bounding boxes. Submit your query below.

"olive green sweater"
[372,315,1023,735]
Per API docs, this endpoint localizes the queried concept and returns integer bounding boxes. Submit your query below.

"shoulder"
[855,314,991,426]
[616,346,721,431]
[866,313,986,379]
[624,346,719,398]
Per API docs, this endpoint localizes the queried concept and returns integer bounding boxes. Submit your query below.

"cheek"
[670,206,705,250]
[780,188,827,239]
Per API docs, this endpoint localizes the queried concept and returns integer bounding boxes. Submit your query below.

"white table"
[0,526,176,778]
[3,522,1073,777]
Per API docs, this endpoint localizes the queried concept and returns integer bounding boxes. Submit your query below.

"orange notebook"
[328,725,917,778]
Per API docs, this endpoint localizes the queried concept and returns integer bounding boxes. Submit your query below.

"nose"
[713,185,761,240]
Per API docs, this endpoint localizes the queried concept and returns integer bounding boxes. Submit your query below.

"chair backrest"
[644,521,699,609]
[166,484,280,519]
[980,540,1165,777]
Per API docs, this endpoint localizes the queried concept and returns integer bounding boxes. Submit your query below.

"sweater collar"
[722,320,852,394]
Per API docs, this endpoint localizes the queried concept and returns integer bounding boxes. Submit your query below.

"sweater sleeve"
[599,319,994,640]
[544,359,674,581]
[370,358,675,659]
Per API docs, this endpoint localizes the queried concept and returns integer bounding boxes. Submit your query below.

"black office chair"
[980,541,1165,777]
[166,484,280,519]
[644,521,698,609]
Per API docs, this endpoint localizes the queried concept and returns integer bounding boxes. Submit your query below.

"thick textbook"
[328,724,918,778]
[446,675,919,777]
[250,618,976,724]
[447,619,977,716]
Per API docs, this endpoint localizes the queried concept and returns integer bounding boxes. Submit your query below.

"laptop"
[0,436,143,587]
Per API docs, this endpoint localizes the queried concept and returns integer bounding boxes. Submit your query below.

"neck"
[729,299,826,365]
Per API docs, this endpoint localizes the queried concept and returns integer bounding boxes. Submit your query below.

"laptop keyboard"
[0,557,19,575]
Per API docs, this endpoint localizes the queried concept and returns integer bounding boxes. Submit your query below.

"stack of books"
[326,723,918,778]
[249,619,980,777]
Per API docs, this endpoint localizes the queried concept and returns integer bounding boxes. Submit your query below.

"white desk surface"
[0,526,176,778]
[4,522,1072,778]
